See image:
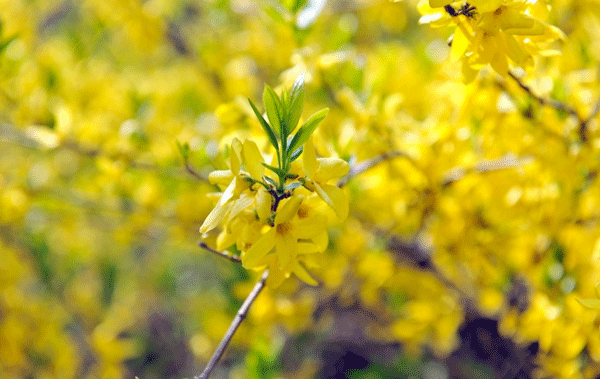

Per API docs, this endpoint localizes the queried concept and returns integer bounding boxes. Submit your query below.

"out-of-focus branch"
[507,71,595,142]
[184,161,208,182]
[442,153,533,186]
[508,71,579,118]
[194,269,269,379]
[585,97,600,126]
[338,150,407,187]
[1,123,208,180]
[197,241,242,263]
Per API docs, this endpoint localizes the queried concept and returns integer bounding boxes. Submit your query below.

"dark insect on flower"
[444,2,478,19]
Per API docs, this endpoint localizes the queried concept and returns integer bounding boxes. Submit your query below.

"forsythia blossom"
[200,76,349,286]
[418,0,566,79]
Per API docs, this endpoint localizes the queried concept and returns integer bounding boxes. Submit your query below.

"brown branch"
[508,71,578,117]
[198,241,242,263]
[194,269,269,379]
[507,71,589,141]
[584,97,600,126]
[185,161,208,182]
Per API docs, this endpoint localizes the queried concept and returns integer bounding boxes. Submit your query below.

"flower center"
[276,222,291,235]
[297,205,308,219]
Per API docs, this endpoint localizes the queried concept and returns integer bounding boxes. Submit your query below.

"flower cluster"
[200,76,349,287]
[418,0,566,79]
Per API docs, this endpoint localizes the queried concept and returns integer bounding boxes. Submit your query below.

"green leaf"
[288,74,305,131]
[248,98,279,152]
[284,182,302,191]
[0,35,17,54]
[264,176,278,187]
[176,140,190,161]
[289,146,303,162]
[262,162,286,177]
[263,86,285,136]
[288,108,329,153]
[281,86,290,109]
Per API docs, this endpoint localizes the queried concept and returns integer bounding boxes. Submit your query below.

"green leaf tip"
[263,85,285,137]
[288,107,329,153]
[288,74,306,132]
[248,98,280,153]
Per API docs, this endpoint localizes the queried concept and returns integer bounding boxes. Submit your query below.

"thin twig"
[507,71,591,141]
[185,162,208,181]
[198,241,242,263]
[194,269,269,379]
[442,153,534,186]
[508,71,579,118]
[584,97,600,125]
[337,150,406,187]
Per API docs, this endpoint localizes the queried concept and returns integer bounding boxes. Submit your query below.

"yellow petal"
[276,229,297,269]
[275,195,304,224]
[242,228,276,269]
[298,241,322,254]
[311,231,329,252]
[316,158,350,182]
[220,176,238,204]
[208,170,234,186]
[242,139,264,179]
[451,25,471,62]
[316,183,349,220]
[576,298,600,310]
[489,51,509,76]
[216,228,236,251]
[230,138,242,174]
[266,262,290,288]
[255,189,272,221]
[292,262,318,286]
[498,8,534,31]
[469,0,501,13]
[200,201,233,233]
[226,195,254,223]
[500,33,527,64]
[428,0,450,7]
[504,19,545,36]
[302,138,318,178]
[294,216,327,239]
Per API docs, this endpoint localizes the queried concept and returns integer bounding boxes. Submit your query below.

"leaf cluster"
[248,74,328,191]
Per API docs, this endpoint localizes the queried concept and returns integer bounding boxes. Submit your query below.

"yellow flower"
[242,194,326,272]
[200,138,271,233]
[302,138,350,220]
[418,0,566,77]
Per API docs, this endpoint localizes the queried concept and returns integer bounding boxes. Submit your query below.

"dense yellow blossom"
[1,0,600,378]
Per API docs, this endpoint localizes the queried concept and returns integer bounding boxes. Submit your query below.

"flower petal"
[275,195,304,225]
[316,158,350,183]
[242,228,276,269]
[294,215,327,239]
[223,178,241,205]
[230,138,242,174]
[255,189,272,221]
[303,138,318,178]
[208,170,234,186]
[266,261,290,288]
[316,183,349,220]
[276,229,297,269]
[199,201,233,233]
[576,298,600,310]
[292,262,318,286]
[216,228,236,251]
[243,139,264,179]
[226,194,254,223]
